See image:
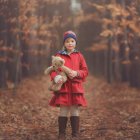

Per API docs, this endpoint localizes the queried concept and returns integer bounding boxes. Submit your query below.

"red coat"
[49,50,88,107]
[50,50,88,94]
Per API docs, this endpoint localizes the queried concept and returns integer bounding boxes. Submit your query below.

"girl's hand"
[68,70,78,79]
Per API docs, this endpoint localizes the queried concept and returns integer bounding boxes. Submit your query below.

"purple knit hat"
[63,30,77,43]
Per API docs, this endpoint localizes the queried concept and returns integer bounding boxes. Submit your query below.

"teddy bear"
[44,56,72,91]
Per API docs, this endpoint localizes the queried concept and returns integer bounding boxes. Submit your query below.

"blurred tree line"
[77,0,140,88]
[0,0,73,89]
[0,0,140,89]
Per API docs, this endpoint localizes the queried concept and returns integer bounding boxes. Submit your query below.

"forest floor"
[0,74,140,140]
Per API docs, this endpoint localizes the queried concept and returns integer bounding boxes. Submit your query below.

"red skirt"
[49,92,87,107]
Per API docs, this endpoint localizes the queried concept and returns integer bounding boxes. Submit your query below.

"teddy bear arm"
[44,66,54,75]
[61,66,72,75]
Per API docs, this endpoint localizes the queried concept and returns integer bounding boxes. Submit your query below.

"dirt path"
[0,75,140,140]
[80,76,140,140]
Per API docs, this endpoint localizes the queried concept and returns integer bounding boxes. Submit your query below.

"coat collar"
[57,49,79,55]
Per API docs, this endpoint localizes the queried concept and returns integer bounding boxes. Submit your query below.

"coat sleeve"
[76,53,88,81]
[50,68,62,80]
[50,71,57,81]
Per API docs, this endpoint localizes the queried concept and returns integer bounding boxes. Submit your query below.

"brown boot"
[58,116,68,140]
[70,116,79,139]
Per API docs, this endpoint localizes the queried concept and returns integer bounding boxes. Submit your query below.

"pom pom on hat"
[63,30,77,43]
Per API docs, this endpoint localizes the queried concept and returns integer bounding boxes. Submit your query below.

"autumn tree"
[77,0,140,87]
[0,0,74,89]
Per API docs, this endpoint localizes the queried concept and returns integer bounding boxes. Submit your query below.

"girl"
[49,30,88,140]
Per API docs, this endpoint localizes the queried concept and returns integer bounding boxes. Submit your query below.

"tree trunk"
[107,35,113,83]
[129,59,140,88]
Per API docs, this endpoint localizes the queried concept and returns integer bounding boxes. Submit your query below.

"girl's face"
[64,38,76,52]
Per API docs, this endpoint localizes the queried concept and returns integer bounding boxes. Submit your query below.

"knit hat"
[63,30,77,43]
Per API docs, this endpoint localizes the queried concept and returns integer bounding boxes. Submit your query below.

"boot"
[58,116,68,140]
[70,116,79,139]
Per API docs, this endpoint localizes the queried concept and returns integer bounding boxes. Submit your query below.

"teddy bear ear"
[62,59,65,64]
[52,55,55,59]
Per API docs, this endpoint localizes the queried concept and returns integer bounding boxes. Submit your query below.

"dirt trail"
[0,74,140,140]
[80,76,140,140]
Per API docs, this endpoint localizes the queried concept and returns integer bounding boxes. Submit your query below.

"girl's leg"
[60,105,70,116]
[70,105,79,116]
[70,105,80,139]
[58,105,70,140]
